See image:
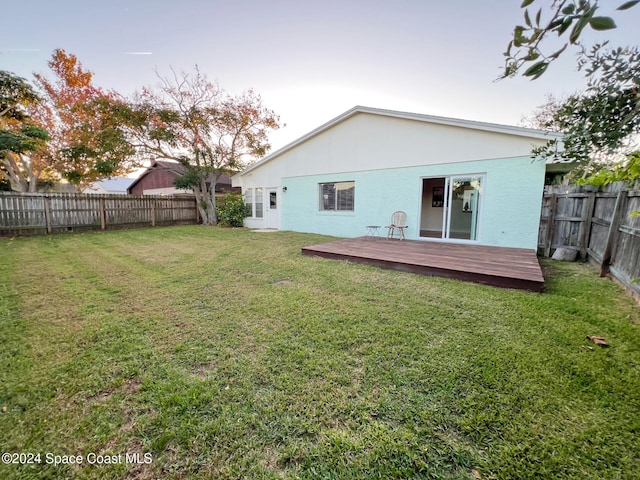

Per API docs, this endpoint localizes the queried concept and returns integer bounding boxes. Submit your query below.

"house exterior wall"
[129,169,238,196]
[278,156,544,249]
[129,170,178,195]
[141,186,192,196]
[235,113,549,185]
[236,111,551,249]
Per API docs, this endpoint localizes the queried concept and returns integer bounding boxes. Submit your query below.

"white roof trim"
[234,105,564,178]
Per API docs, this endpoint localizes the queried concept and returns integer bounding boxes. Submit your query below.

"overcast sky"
[2,0,639,154]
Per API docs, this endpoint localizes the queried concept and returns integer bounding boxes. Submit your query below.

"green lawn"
[1,226,638,479]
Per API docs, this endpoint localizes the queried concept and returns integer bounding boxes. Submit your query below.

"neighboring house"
[232,105,568,250]
[127,160,238,196]
[81,177,135,194]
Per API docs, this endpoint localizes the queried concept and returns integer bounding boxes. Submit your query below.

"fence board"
[600,191,628,276]
[540,181,640,299]
[0,192,198,237]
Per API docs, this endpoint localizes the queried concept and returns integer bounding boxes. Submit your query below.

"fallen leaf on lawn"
[587,336,609,347]
[472,469,482,479]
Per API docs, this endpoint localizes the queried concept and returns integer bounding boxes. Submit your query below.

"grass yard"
[1,226,639,479]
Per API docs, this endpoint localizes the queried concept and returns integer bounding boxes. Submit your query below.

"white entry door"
[266,188,280,229]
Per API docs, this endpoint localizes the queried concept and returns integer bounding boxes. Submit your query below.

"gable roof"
[235,105,564,177]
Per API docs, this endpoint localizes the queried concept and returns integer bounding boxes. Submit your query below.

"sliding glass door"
[445,176,482,241]
[420,175,482,241]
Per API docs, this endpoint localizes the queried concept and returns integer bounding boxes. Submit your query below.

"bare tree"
[119,67,280,225]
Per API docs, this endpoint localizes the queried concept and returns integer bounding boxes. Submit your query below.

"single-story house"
[232,106,566,250]
[81,177,135,194]
[127,159,239,196]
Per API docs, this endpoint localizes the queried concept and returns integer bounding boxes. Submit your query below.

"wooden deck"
[302,237,545,291]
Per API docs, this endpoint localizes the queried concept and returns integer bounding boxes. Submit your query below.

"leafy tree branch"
[0,71,49,192]
[502,0,639,79]
[505,1,640,186]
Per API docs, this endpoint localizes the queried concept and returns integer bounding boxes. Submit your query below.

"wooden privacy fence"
[0,192,198,236]
[539,182,640,297]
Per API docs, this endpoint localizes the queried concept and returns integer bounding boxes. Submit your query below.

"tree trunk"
[193,176,217,225]
[208,176,218,225]
[27,165,40,193]
[1,152,29,192]
[193,188,208,225]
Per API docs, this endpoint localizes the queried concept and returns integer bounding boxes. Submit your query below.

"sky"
[2,0,639,156]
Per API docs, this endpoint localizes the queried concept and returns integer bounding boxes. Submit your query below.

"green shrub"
[217,193,247,227]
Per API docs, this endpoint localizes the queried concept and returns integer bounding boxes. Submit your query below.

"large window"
[319,181,355,211]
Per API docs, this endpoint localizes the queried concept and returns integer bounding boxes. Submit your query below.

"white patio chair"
[386,211,408,240]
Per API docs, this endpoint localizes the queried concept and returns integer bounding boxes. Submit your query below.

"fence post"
[544,193,557,258]
[600,190,628,277]
[43,196,52,234]
[99,198,106,230]
[151,199,156,227]
[580,191,597,259]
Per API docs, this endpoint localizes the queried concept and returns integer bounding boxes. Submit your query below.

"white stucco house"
[231,106,565,250]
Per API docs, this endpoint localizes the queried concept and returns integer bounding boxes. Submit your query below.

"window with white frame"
[243,188,253,217]
[319,181,355,211]
[255,188,263,218]
[243,188,264,218]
